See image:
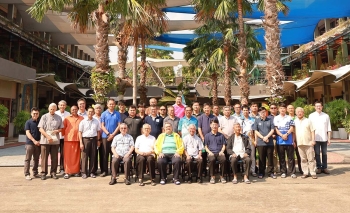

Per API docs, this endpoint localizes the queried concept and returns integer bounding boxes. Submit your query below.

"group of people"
[23,96,331,186]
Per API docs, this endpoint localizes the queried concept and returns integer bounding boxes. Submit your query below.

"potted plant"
[324,99,350,139]
[0,104,9,146]
[342,117,350,140]
[14,110,31,142]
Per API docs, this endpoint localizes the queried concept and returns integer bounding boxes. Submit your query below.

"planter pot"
[18,134,26,142]
[332,131,340,139]
[0,137,4,146]
[338,128,348,139]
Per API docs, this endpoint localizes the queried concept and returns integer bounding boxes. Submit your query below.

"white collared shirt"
[218,115,238,137]
[183,134,203,158]
[233,135,245,158]
[55,110,70,139]
[79,117,101,137]
[309,111,331,141]
[134,134,156,153]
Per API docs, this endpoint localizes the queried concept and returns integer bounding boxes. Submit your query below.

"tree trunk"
[132,41,138,105]
[224,42,231,106]
[264,0,285,101]
[211,71,218,105]
[91,3,111,104]
[117,43,127,79]
[238,0,250,101]
[138,38,148,105]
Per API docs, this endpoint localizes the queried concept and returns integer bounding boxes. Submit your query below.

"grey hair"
[48,103,57,109]
[142,123,151,129]
[58,100,67,105]
[233,122,241,127]
[164,122,173,128]
[187,124,196,130]
[223,106,231,110]
[120,123,128,128]
[295,107,304,112]
[94,104,102,109]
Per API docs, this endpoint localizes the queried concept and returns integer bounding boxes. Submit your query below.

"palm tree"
[28,0,148,104]
[258,0,290,102]
[158,82,191,105]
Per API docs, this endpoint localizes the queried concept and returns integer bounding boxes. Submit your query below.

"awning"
[36,73,85,96]
[110,57,189,70]
[107,86,164,100]
[314,64,350,83]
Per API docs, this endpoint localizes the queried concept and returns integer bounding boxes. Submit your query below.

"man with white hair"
[38,103,63,180]
[294,107,317,179]
[55,100,70,174]
[183,124,203,183]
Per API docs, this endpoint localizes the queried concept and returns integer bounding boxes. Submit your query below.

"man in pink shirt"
[173,96,185,118]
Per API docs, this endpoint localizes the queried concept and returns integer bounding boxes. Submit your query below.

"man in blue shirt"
[24,107,41,180]
[100,98,121,177]
[204,119,226,184]
[274,103,296,178]
[144,106,164,138]
[178,106,198,138]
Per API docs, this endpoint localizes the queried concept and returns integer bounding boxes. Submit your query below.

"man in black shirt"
[118,100,129,122]
[124,105,143,142]
[24,107,41,180]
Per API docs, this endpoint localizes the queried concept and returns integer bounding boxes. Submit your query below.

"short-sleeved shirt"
[294,117,315,146]
[252,117,274,146]
[274,114,295,145]
[183,134,203,157]
[173,104,185,118]
[79,117,101,137]
[192,112,202,118]
[198,114,218,136]
[111,133,134,156]
[218,115,237,137]
[163,116,180,133]
[101,110,121,138]
[55,110,70,139]
[78,110,88,119]
[119,112,128,123]
[178,116,198,138]
[308,111,331,142]
[124,116,143,141]
[24,118,41,145]
[134,134,156,153]
[144,115,163,138]
[38,113,64,145]
[63,115,84,141]
[204,132,226,154]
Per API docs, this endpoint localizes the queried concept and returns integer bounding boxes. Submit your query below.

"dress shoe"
[109,177,117,185]
[41,175,46,180]
[51,174,58,179]
[323,169,330,174]
[124,179,131,185]
[316,169,322,174]
[100,172,107,177]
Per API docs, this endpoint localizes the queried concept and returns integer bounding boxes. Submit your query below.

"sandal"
[139,180,145,186]
[244,179,251,184]
[232,179,238,184]
[64,174,70,179]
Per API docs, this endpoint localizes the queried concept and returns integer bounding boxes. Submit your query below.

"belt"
[83,136,97,139]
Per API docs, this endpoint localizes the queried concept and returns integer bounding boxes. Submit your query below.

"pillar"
[322,77,331,104]
[310,54,316,70]
[74,46,78,58]
[327,45,334,66]
[7,4,15,21]
[343,80,350,102]
[341,40,348,65]
[16,9,22,27]
[307,87,315,104]
[324,19,331,32]
[70,45,75,57]
[79,50,83,59]
[63,45,68,54]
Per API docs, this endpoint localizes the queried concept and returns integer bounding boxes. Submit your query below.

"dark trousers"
[295,141,302,173]
[202,151,207,174]
[94,144,103,173]
[314,141,328,169]
[157,154,181,180]
[24,144,41,176]
[40,144,59,176]
[185,157,203,178]
[278,145,295,175]
[257,146,274,176]
[208,154,226,177]
[136,155,155,179]
[59,139,64,171]
[111,155,132,178]
[230,156,251,178]
[101,138,112,174]
[81,137,97,175]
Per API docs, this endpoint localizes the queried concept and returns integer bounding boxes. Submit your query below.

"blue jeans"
[314,141,327,169]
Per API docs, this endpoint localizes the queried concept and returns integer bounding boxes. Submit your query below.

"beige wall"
[0,80,16,99]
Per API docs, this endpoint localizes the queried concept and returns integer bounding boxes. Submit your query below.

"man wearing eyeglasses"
[268,103,279,175]
[232,103,242,125]
[159,105,167,119]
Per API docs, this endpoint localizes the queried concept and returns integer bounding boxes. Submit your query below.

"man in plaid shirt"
[274,103,296,179]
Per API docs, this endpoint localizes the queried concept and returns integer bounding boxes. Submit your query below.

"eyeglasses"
[120,128,127,129]
[270,107,277,109]
[33,113,39,115]
[160,109,166,110]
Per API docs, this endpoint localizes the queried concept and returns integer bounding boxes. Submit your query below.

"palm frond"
[27,0,72,22]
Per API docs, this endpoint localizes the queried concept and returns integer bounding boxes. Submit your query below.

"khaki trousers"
[41,144,59,176]
[298,145,316,176]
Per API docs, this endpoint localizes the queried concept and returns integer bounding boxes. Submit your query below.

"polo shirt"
[183,134,203,157]
[55,110,70,139]
[308,111,331,142]
[124,116,143,141]
[218,115,237,137]
[134,134,156,153]
[79,117,101,137]
[173,104,185,118]
[111,133,134,156]
[204,132,226,154]
[101,110,121,138]
[119,111,128,123]
[252,117,274,146]
[163,116,180,133]
[38,113,63,145]
[144,115,163,138]
[198,113,218,136]
[24,118,41,145]
[178,116,198,138]
[63,115,84,141]
[274,114,295,145]
[192,112,202,118]
[294,117,315,146]
[162,134,177,154]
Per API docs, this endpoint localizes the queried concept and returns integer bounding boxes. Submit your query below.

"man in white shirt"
[232,103,243,124]
[55,100,70,174]
[294,107,317,179]
[226,122,252,184]
[135,124,156,186]
[77,98,88,119]
[183,124,203,184]
[218,106,237,139]
[308,101,331,174]
[79,107,101,178]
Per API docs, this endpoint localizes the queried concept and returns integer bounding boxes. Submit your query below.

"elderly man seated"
[135,124,157,186]
[109,123,134,185]
[154,122,184,185]
[183,124,203,184]
[226,122,252,184]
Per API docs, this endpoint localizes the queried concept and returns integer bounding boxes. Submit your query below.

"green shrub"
[14,111,31,134]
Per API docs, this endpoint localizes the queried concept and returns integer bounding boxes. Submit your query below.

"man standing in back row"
[55,100,70,174]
